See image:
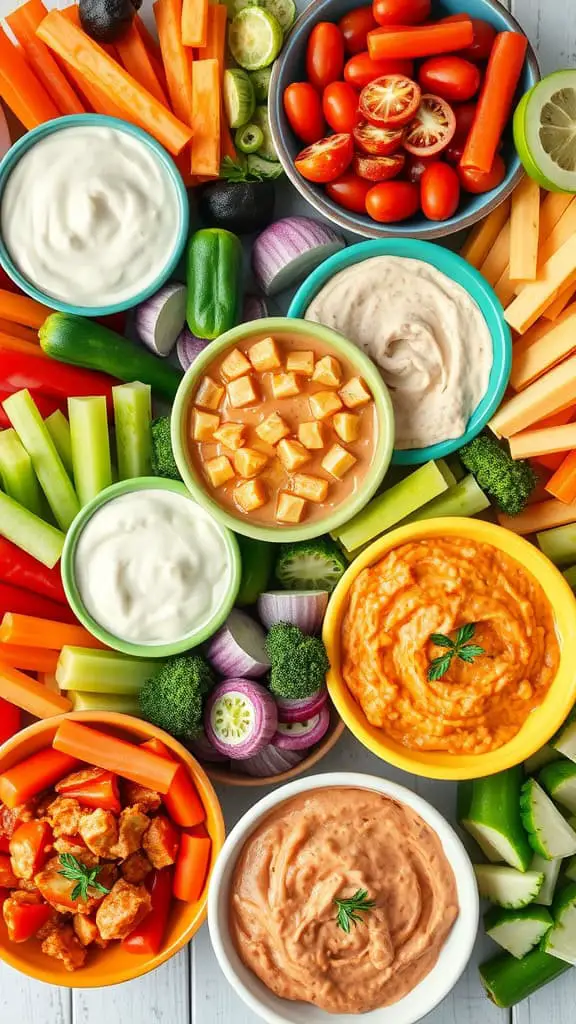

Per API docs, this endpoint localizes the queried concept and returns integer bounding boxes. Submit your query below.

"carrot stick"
[220,121,237,163]
[461,32,528,174]
[198,3,226,61]
[0,748,80,809]
[154,0,193,125]
[6,0,85,116]
[533,404,576,430]
[0,290,53,330]
[0,661,71,719]
[0,26,60,129]
[133,14,168,93]
[0,320,38,343]
[509,423,576,461]
[115,22,169,106]
[173,832,211,902]
[367,19,473,60]
[141,738,206,827]
[546,451,576,504]
[58,5,119,61]
[37,11,193,156]
[544,283,576,321]
[181,0,208,47]
[0,332,49,359]
[53,720,179,794]
[531,452,565,472]
[191,59,220,176]
[0,644,58,673]
[0,613,106,651]
[497,497,576,535]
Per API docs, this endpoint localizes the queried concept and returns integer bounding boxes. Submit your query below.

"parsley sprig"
[427,623,485,682]
[334,889,376,933]
[58,853,111,904]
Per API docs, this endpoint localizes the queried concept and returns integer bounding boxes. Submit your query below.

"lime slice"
[223,68,255,129]
[235,122,264,153]
[229,7,283,71]
[515,70,576,193]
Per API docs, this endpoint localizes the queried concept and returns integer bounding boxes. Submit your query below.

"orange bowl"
[0,712,225,988]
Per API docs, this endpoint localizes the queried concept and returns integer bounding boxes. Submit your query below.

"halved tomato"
[295,133,354,183]
[359,75,421,128]
[353,120,404,155]
[403,94,456,157]
[353,152,405,181]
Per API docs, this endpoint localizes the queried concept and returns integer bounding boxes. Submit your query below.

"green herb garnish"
[58,853,111,903]
[427,623,485,682]
[334,889,376,933]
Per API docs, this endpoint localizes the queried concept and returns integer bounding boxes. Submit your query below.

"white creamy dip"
[74,489,231,644]
[1,125,181,307]
[305,256,493,449]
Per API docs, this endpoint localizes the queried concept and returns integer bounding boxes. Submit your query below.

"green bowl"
[61,477,241,658]
[171,317,395,543]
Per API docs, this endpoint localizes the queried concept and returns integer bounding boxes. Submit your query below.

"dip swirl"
[229,787,458,1014]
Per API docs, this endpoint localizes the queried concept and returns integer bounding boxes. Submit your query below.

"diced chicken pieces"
[333,411,361,443]
[79,809,119,859]
[142,816,179,870]
[255,412,290,446]
[277,493,306,523]
[113,806,150,860]
[312,355,342,387]
[286,350,314,376]
[221,348,252,382]
[18,878,40,893]
[123,782,162,815]
[339,376,372,409]
[53,835,99,868]
[309,390,343,420]
[73,913,100,947]
[248,337,282,372]
[233,447,268,479]
[271,372,300,399]
[322,444,357,480]
[213,422,246,451]
[298,421,325,450]
[204,455,235,489]
[41,923,87,972]
[46,797,83,838]
[235,479,267,512]
[95,880,152,942]
[276,438,311,472]
[227,375,259,408]
[195,376,224,411]
[292,474,329,503]
[193,408,220,441]
[121,851,152,885]
[35,858,116,915]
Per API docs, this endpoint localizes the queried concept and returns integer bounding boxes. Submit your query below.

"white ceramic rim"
[207,771,479,1024]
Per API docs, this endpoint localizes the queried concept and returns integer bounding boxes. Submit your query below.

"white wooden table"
[0,0,575,1020]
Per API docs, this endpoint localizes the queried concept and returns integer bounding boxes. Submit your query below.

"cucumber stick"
[0,427,42,516]
[458,768,532,870]
[540,760,576,813]
[68,397,112,507]
[542,883,576,964]
[532,854,563,906]
[2,389,79,530]
[399,474,490,526]
[537,523,576,566]
[480,948,570,1008]
[0,490,64,568]
[112,382,152,481]
[56,646,160,694]
[525,744,563,774]
[44,410,73,478]
[520,779,576,859]
[69,691,141,715]
[551,709,576,762]
[474,865,544,908]
[484,905,553,959]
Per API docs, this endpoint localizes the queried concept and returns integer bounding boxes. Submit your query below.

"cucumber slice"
[551,709,576,762]
[520,778,576,860]
[253,104,277,161]
[474,865,544,909]
[275,538,347,592]
[250,66,272,102]
[484,905,553,959]
[246,153,283,178]
[259,0,295,32]
[229,7,283,71]
[235,122,264,153]
[525,743,563,774]
[540,760,576,813]
[480,948,571,1008]
[519,71,576,193]
[542,882,576,963]
[457,769,533,871]
[532,854,563,906]
[223,68,255,129]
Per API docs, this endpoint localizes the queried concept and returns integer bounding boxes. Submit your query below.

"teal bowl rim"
[61,477,241,658]
[170,316,395,543]
[0,114,189,317]
[288,239,512,466]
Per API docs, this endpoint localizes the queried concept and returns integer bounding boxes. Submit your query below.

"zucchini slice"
[531,853,563,906]
[480,948,571,1008]
[525,744,563,774]
[542,882,576,965]
[551,710,576,762]
[458,768,532,871]
[540,760,576,813]
[474,864,544,908]
[520,778,576,859]
[484,904,553,959]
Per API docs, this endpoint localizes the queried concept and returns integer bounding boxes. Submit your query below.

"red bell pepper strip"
[0,350,117,412]
[141,739,206,828]
[55,767,121,813]
[0,696,21,746]
[0,581,78,624]
[9,820,53,878]
[0,853,18,888]
[0,887,9,908]
[173,832,211,903]
[123,869,173,955]
[0,391,64,428]
[0,838,9,854]
[0,537,67,605]
[3,896,53,942]
[0,748,80,808]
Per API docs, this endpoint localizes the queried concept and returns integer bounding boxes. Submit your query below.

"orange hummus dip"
[229,787,458,1014]
[342,537,560,755]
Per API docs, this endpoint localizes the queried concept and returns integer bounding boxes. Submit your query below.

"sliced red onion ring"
[235,745,305,777]
[272,704,330,751]
[242,295,269,321]
[134,283,186,356]
[275,687,328,724]
[207,609,270,679]
[205,678,277,759]
[188,729,228,763]
[176,329,210,370]
[257,590,329,634]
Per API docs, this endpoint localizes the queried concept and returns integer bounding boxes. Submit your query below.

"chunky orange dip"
[341,537,560,754]
[229,787,458,1014]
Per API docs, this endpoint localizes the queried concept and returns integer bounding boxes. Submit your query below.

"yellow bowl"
[323,517,576,781]
[0,712,225,987]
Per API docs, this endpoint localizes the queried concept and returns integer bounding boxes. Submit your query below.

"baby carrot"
[460,32,528,174]
[173,832,211,903]
[53,720,179,794]
[0,748,79,808]
[0,613,106,651]
[367,19,473,60]
[0,661,72,719]
[141,738,206,827]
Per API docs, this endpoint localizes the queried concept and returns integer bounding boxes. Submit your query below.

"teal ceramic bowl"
[0,114,189,317]
[288,238,512,465]
[171,317,395,542]
[61,477,241,658]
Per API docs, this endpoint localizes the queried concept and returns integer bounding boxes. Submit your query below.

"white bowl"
[208,771,479,1024]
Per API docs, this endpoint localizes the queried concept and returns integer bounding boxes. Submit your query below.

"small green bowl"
[61,477,241,658]
[171,317,395,543]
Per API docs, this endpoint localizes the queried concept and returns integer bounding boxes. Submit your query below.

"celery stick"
[400,475,490,525]
[56,646,159,694]
[334,461,451,553]
[70,691,141,715]
[0,428,43,516]
[113,382,152,480]
[44,410,73,478]
[435,458,457,488]
[0,490,64,568]
[537,523,576,566]
[564,565,576,591]
[68,396,112,506]
[2,390,80,530]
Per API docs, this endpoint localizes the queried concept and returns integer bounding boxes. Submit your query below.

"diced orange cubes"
[205,455,235,488]
[333,412,360,443]
[309,390,343,420]
[322,444,357,479]
[340,377,372,409]
[286,350,315,376]
[193,409,220,441]
[221,348,251,381]
[255,412,290,446]
[227,375,259,408]
[277,438,311,472]
[292,474,329,503]
[271,372,301,399]
[213,422,246,451]
[235,479,267,512]
[312,355,342,387]
[298,421,325,450]
[248,337,282,372]
[233,447,269,478]
[195,376,224,411]
[277,492,306,523]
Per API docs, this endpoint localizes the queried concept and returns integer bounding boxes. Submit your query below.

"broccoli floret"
[151,416,181,481]
[459,433,538,516]
[275,537,347,591]
[139,654,214,739]
[265,622,330,699]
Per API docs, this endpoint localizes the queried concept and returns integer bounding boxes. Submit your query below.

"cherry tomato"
[353,152,405,181]
[420,162,460,221]
[403,94,456,157]
[284,82,325,144]
[353,120,404,155]
[440,13,496,61]
[444,141,464,165]
[344,52,414,89]
[372,0,431,27]
[458,153,506,194]
[418,56,481,103]
[365,180,420,222]
[359,75,421,127]
[338,6,377,55]
[322,81,359,134]
[295,133,354,183]
[404,152,434,183]
[306,23,345,91]
[326,171,373,212]
[453,101,477,141]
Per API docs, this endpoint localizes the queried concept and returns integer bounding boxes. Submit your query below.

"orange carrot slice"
[191,59,220,176]
[0,319,38,343]
[546,451,576,504]
[134,14,168,93]
[0,748,80,808]
[173,832,211,902]
[0,25,59,129]
[0,290,53,330]
[154,0,193,124]
[0,613,106,651]
[115,21,169,106]
[0,333,49,358]
[198,3,226,61]
[6,0,85,116]
[0,661,71,719]
[53,720,179,794]
[0,645,58,673]
[181,0,208,47]
[141,738,206,827]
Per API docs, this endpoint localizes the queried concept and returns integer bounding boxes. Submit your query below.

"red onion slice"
[205,678,278,758]
[257,590,329,634]
[188,729,228,763]
[207,609,270,679]
[276,688,328,724]
[176,329,210,370]
[134,283,186,356]
[272,705,330,750]
[252,216,345,297]
[235,745,305,777]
